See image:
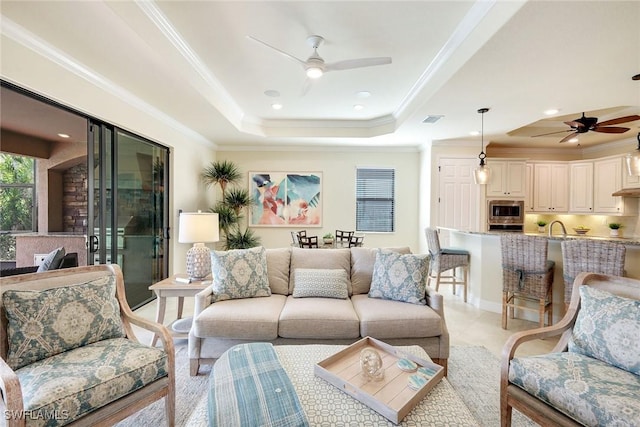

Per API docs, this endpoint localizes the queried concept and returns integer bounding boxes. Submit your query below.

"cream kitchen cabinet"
[486,160,526,199]
[533,163,569,212]
[525,163,535,212]
[593,157,625,214]
[569,162,594,213]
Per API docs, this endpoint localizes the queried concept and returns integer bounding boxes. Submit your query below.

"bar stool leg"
[502,292,508,329]
[463,265,468,303]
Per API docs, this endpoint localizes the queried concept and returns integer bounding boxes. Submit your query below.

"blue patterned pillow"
[368,249,429,305]
[36,247,65,272]
[211,246,271,302]
[2,276,125,370]
[293,268,349,299]
[569,285,640,375]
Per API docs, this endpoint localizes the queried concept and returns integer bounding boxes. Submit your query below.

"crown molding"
[1,15,214,148]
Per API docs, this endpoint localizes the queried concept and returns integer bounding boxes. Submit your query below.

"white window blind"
[356,168,395,232]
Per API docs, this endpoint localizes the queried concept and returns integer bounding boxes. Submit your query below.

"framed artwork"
[249,172,322,227]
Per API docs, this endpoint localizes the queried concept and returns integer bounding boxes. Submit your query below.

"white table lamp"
[178,211,219,280]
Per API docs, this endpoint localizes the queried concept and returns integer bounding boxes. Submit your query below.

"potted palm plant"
[536,220,547,233]
[323,233,334,244]
[608,223,622,237]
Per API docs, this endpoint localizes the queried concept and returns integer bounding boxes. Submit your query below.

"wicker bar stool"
[425,228,470,302]
[500,234,554,329]
[561,239,625,311]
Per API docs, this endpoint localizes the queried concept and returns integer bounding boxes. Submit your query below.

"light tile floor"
[133,288,559,358]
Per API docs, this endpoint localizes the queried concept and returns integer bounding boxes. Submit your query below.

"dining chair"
[299,235,319,248]
[335,230,354,245]
[425,227,470,302]
[500,234,554,329]
[348,235,364,248]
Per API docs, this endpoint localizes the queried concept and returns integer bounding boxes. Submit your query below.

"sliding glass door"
[89,121,169,309]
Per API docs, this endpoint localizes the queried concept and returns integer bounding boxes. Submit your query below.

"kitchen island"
[446,229,640,323]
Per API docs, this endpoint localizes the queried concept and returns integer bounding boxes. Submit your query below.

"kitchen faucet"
[548,220,567,237]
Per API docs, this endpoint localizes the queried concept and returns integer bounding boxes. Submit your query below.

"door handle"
[89,235,99,253]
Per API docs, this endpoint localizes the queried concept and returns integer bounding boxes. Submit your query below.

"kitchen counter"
[442,228,640,324]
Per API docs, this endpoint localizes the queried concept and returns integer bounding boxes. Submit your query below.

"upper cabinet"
[486,160,526,199]
[533,163,569,213]
[593,157,624,214]
[569,162,594,213]
[525,163,535,212]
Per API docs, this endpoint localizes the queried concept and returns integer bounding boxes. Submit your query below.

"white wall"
[218,149,423,253]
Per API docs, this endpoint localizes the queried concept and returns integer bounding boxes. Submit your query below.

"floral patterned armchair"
[0,265,175,427]
[501,272,640,426]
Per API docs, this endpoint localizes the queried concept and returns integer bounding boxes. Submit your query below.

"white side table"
[148,274,210,346]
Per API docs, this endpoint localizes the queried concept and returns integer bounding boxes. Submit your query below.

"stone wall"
[63,162,88,233]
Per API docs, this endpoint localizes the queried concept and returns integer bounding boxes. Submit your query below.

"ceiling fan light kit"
[473,107,491,185]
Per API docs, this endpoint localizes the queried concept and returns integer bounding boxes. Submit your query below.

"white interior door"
[437,158,481,246]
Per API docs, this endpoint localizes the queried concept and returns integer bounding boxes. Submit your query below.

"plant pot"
[610,229,620,237]
[538,226,545,233]
[323,238,334,245]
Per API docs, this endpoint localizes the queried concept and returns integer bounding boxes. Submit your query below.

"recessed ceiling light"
[271,103,283,110]
[469,131,480,136]
[356,91,371,98]
[264,90,280,98]
[57,133,70,138]
[353,104,364,111]
[544,109,560,115]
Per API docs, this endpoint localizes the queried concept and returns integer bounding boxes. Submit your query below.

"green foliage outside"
[0,154,35,260]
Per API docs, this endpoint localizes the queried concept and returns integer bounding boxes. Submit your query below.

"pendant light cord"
[477,108,489,165]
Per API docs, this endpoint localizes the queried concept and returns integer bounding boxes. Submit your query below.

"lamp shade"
[473,165,491,185]
[178,211,219,244]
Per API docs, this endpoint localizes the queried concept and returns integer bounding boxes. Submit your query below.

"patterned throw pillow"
[36,247,66,272]
[368,249,429,305]
[211,246,271,302]
[568,285,640,375]
[293,268,349,299]
[2,275,125,370]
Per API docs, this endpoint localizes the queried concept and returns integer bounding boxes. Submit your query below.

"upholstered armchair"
[501,272,640,427]
[0,265,175,427]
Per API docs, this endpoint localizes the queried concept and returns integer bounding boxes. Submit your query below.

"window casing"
[356,168,395,232]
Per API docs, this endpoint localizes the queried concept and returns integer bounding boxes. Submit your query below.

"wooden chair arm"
[0,357,25,427]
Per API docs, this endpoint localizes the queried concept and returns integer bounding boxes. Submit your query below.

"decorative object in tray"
[315,336,444,424]
[573,226,590,235]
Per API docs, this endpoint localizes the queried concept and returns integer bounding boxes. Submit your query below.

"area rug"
[115,344,535,427]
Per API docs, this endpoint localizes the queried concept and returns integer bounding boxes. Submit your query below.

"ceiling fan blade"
[531,129,573,137]
[596,115,640,126]
[325,57,392,72]
[247,36,306,66]
[592,126,631,134]
[559,132,579,143]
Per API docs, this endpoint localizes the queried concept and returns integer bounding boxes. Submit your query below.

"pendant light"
[473,107,491,185]
[624,132,640,176]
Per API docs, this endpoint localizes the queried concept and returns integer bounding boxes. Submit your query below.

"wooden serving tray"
[314,336,444,424]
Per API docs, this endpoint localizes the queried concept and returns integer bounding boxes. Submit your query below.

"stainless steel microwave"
[488,199,524,226]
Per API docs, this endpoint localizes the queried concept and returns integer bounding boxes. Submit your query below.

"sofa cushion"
[210,246,271,302]
[368,250,429,305]
[509,352,640,426]
[193,295,287,340]
[292,268,349,299]
[2,275,125,370]
[351,294,442,338]
[36,247,66,272]
[266,247,291,295]
[289,248,351,295]
[278,295,360,339]
[569,285,640,375]
[350,247,411,295]
[16,337,168,425]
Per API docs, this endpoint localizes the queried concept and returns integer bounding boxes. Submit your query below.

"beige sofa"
[189,247,449,376]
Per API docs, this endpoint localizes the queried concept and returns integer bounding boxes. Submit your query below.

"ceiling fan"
[533,112,640,143]
[247,35,392,81]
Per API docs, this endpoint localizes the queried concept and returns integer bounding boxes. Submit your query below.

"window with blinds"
[356,168,395,232]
